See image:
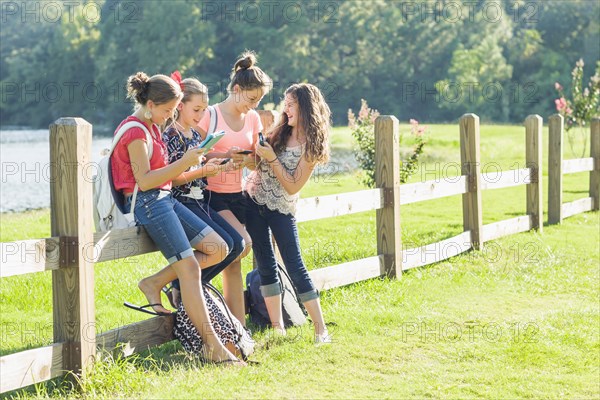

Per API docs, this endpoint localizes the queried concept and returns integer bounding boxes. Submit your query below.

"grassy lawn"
[0,123,598,398]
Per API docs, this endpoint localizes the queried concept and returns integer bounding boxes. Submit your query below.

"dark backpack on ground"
[245,263,308,328]
[174,283,255,360]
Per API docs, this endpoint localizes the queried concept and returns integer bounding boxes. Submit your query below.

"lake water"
[0,129,357,213]
[0,129,113,213]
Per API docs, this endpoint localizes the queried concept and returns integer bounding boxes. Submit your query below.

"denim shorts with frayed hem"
[128,189,213,265]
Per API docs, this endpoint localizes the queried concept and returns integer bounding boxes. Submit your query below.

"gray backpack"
[245,263,308,328]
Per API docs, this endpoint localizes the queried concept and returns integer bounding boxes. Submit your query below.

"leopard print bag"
[174,283,255,360]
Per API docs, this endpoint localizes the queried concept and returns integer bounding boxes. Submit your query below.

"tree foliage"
[1,0,598,129]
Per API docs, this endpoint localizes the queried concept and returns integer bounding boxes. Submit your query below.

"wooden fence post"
[590,117,600,210]
[49,118,96,379]
[460,114,483,250]
[375,116,401,278]
[548,114,564,224]
[525,115,543,232]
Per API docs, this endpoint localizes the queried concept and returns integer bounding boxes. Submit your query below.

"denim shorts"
[127,189,213,265]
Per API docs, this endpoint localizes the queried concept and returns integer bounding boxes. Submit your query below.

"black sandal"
[123,302,171,316]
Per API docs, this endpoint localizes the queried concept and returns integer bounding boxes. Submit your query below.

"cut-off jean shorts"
[127,189,214,265]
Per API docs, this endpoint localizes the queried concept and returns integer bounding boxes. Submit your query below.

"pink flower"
[370,110,380,124]
[358,100,369,121]
[555,97,567,111]
[554,82,563,91]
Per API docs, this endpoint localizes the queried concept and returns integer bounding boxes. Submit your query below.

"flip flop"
[161,284,179,309]
[123,302,171,316]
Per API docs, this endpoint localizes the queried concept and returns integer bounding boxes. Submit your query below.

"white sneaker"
[314,329,332,344]
[273,325,287,337]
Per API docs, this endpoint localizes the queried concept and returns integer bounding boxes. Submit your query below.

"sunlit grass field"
[1,123,598,398]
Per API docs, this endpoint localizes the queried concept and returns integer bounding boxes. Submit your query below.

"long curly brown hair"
[267,83,331,165]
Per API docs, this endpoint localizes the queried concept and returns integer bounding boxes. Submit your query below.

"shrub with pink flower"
[554,59,600,156]
[349,99,427,187]
[554,59,599,129]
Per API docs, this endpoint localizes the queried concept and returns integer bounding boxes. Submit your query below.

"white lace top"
[245,144,304,216]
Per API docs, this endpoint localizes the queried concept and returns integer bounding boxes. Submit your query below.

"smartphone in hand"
[258,132,265,146]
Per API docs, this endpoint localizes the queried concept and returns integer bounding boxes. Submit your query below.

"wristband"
[267,157,277,163]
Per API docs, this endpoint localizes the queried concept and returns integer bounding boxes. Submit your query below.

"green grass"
[1,123,598,398]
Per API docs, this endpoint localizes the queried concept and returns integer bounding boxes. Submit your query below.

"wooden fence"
[548,116,600,223]
[1,113,598,394]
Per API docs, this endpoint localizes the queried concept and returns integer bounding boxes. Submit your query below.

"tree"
[435,0,514,121]
[94,0,216,129]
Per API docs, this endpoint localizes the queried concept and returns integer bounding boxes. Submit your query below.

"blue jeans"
[172,196,245,286]
[245,196,318,303]
[128,190,213,265]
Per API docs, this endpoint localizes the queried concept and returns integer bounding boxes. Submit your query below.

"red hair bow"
[170,70,185,91]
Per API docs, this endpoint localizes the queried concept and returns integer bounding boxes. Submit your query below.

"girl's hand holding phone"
[255,140,276,163]
[226,146,245,162]
[183,146,207,167]
[203,158,227,177]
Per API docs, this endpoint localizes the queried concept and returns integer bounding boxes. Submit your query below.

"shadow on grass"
[564,189,588,194]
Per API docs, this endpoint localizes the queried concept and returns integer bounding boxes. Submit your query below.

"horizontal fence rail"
[562,157,594,174]
[0,343,65,394]
[481,215,533,243]
[562,197,594,219]
[295,189,383,222]
[2,113,598,394]
[399,176,467,205]
[96,316,175,355]
[402,231,472,271]
[480,168,532,191]
[309,255,384,291]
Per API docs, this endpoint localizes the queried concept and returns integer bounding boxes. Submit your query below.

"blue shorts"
[204,190,248,224]
[127,189,213,265]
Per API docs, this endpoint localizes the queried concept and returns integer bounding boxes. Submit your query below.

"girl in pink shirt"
[198,51,272,324]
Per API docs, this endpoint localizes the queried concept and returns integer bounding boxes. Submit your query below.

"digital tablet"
[197,130,225,151]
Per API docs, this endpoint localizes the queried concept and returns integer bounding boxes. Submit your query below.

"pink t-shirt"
[198,105,263,193]
[111,116,172,194]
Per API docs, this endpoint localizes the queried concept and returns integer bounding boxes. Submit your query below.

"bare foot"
[203,344,244,366]
[138,277,171,315]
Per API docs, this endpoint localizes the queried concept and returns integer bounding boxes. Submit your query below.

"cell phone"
[219,158,231,165]
[236,150,253,155]
[197,130,225,151]
[258,132,265,146]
